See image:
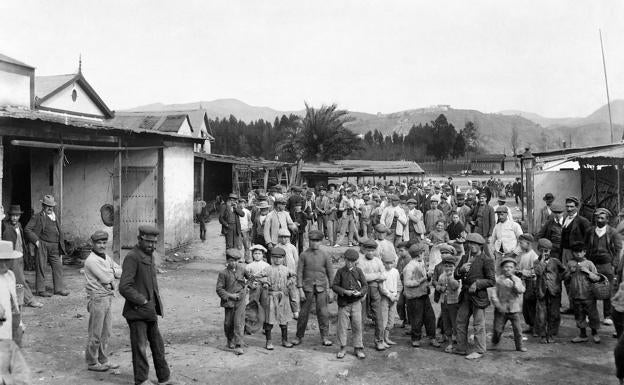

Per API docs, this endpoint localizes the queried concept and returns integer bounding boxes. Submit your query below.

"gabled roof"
[113,109,215,141]
[34,72,114,118]
[158,114,189,133]
[0,53,34,69]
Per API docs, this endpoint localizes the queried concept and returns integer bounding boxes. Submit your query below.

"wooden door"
[121,166,157,248]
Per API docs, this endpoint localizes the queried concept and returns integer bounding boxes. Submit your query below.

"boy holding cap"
[83,230,122,372]
[534,238,565,343]
[379,252,402,346]
[332,249,368,359]
[491,257,527,352]
[216,248,250,355]
[277,229,300,319]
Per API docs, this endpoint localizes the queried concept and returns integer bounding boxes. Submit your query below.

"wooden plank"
[157,148,165,256]
[618,164,622,217]
[200,159,205,200]
[112,145,122,262]
[263,168,269,191]
[53,147,64,223]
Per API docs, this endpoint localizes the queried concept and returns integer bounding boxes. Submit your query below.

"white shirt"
[381,268,401,297]
[563,212,577,228]
[0,271,17,339]
[595,226,607,237]
[47,212,56,221]
[491,218,523,253]
[239,208,252,232]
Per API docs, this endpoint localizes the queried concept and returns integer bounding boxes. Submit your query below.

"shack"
[299,159,425,187]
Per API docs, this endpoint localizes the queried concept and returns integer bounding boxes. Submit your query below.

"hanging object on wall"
[100,204,114,227]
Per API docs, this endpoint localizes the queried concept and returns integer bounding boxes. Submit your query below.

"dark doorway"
[3,140,33,227]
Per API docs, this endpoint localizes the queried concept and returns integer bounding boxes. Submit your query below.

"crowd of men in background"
[214,176,624,383]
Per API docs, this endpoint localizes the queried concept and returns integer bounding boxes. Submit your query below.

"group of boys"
[215,181,624,369]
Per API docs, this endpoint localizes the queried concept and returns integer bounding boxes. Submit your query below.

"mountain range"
[123,98,624,153]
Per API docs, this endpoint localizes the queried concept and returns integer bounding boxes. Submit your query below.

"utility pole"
[599,29,614,143]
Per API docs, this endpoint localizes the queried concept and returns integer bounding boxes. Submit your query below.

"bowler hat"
[0,240,21,260]
[7,205,22,215]
[40,195,56,207]
[543,193,554,201]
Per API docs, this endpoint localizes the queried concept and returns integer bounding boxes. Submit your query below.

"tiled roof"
[34,74,76,99]
[158,114,188,132]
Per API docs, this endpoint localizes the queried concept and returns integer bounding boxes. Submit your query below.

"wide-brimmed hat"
[0,240,22,260]
[40,195,56,207]
[7,205,23,215]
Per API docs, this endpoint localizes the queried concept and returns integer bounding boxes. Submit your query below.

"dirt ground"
[20,215,620,385]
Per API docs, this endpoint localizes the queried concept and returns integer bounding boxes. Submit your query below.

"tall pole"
[599,29,614,143]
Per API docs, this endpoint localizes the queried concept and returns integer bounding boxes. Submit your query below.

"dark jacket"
[536,218,563,251]
[1,220,28,257]
[24,211,66,254]
[560,214,591,250]
[219,204,244,236]
[119,246,164,321]
[216,262,249,308]
[454,252,495,308]
[586,225,622,268]
[332,266,368,307]
[471,204,496,238]
[534,257,565,297]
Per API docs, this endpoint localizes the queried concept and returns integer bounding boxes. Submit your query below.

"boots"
[384,330,396,345]
[281,325,293,348]
[265,327,274,350]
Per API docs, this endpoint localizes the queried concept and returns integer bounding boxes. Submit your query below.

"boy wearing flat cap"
[216,248,250,355]
[491,257,527,352]
[534,238,565,343]
[332,249,368,359]
[515,233,538,336]
[358,239,387,351]
[379,252,402,346]
[83,230,122,372]
[374,224,398,263]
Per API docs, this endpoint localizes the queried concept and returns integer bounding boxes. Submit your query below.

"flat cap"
[225,248,242,260]
[495,206,508,213]
[594,208,612,217]
[465,233,485,245]
[500,257,517,267]
[275,197,287,204]
[518,233,534,243]
[537,238,552,250]
[550,203,564,213]
[228,193,239,200]
[429,197,440,202]
[442,254,457,265]
[565,196,580,205]
[497,195,507,202]
[478,192,487,198]
[407,198,417,204]
[270,247,286,257]
[381,252,396,264]
[91,230,109,242]
[390,195,400,202]
[362,239,378,249]
[396,241,411,250]
[344,248,359,261]
[292,186,302,192]
[570,241,586,252]
[308,230,324,241]
[374,224,390,234]
[278,228,291,237]
[408,243,427,257]
[438,244,456,255]
[139,225,160,239]
[250,244,267,253]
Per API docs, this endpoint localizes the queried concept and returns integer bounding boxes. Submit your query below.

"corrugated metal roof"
[573,144,624,164]
[301,160,425,176]
[195,152,292,168]
[35,74,76,99]
[0,53,34,69]
[0,106,201,142]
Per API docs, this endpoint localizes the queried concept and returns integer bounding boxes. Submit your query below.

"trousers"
[492,310,523,350]
[380,296,398,332]
[441,302,459,338]
[572,298,600,330]
[8,257,34,305]
[535,292,561,337]
[362,285,384,342]
[224,295,247,346]
[35,241,65,293]
[456,297,487,354]
[337,301,363,348]
[127,319,170,385]
[406,295,436,341]
[85,296,113,365]
[296,290,330,339]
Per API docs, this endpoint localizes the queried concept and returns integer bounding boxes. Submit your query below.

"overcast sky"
[1,1,623,117]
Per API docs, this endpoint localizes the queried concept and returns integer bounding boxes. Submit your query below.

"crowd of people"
[215,177,624,383]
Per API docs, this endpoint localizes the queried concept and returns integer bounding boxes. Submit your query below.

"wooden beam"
[112,143,122,262]
[157,148,165,256]
[594,165,598,207]
[263,168,269,191]
[618,164,621,218]
[200,159,205,200]
[52,147,65,223]
[0,136,3,209]
[233,167,240,194]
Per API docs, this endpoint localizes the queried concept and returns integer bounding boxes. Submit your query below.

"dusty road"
[20,218,619,385]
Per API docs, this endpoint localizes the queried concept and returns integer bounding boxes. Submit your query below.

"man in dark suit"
[119,225,175,385]
[453,233,495,360]
[219,193,244,250]
[1,205,42,308]
[470,193,496,245]
[24,195,68,297]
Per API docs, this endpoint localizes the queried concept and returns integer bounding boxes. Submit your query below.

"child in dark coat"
[534,238,566,343]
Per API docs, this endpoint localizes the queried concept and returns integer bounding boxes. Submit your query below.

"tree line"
[211,107,480,163]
